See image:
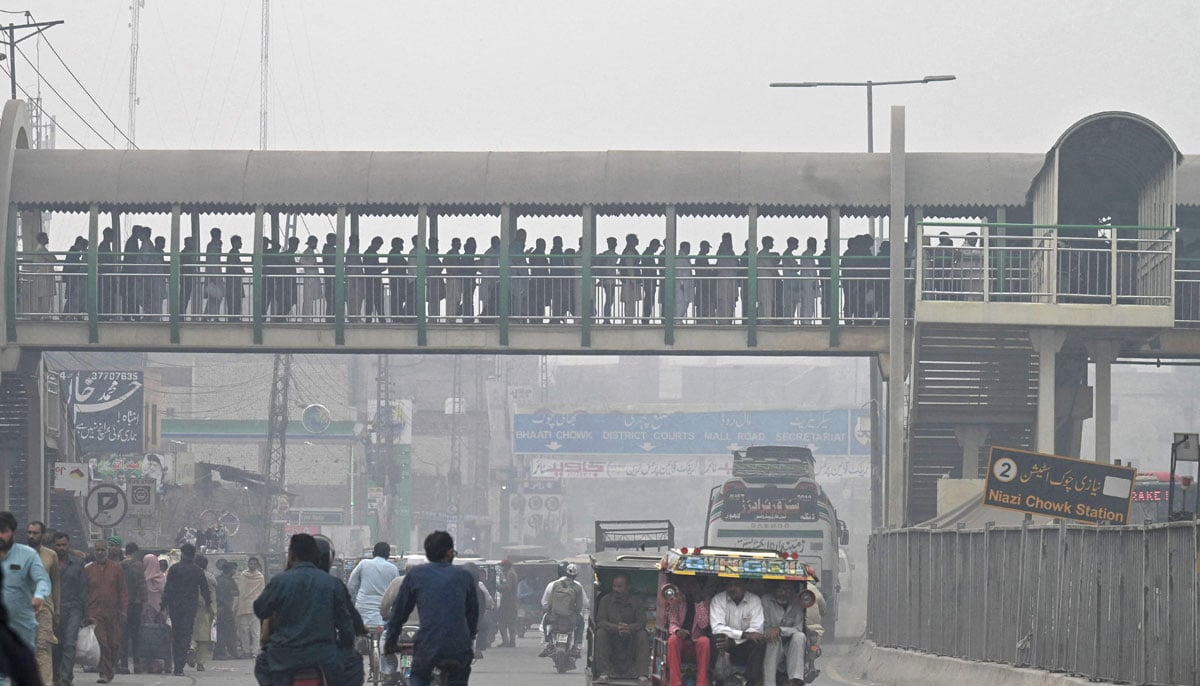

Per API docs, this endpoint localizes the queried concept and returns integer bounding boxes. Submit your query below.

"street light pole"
[771,74,955,529]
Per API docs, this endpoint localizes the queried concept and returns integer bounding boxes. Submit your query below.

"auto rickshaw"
[585,551,662,685]
[650,547,820,686]
[512,559,563,637]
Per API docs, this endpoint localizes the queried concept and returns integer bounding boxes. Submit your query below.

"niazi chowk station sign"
[983,446,1137,525]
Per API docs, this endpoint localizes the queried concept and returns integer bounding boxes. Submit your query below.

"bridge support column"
[1086,340,1121,463]
[955,425,990,478]
[1029,328,1066,454]
[885,106,907,527]
[20,351,43,524]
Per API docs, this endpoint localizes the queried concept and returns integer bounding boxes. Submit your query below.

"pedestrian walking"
[25,520,59,685]
[119,541,147,674]
[497,560,519,647]
[191,556,217,671]
[214,561,240,660]
[235,556,265,657]
[54,532,88,686]
[140,553,169,674]
[298,236,321,317]
[84,537,127,683]
[162,543,211,676]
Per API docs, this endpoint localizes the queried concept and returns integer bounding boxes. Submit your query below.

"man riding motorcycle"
[384,531,479,686]
[538,563,586,659]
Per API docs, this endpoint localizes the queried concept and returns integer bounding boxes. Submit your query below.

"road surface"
[70,638,881,685]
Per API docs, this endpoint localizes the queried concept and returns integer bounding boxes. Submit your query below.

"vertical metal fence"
[868,520,1200,685]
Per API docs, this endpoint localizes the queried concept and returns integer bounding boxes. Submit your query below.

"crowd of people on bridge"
[17,225,909,326]
[19,222,1195,326]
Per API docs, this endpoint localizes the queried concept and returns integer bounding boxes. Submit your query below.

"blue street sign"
[513,409,870,457]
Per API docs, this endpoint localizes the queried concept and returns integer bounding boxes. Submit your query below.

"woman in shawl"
[141,554,169,673]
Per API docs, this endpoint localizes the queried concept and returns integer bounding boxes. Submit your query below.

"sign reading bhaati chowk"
[513,409,870,457]
[982,446,1136,524]
[63,371,144,455]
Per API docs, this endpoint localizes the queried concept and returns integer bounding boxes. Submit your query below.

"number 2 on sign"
[993,457,1018,484]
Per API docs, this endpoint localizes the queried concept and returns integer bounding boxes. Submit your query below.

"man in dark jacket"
[162,543,212,677]
[214,561,240,660]
[118,541,147,674]
[254,534,357,685]
[385,530,478,686]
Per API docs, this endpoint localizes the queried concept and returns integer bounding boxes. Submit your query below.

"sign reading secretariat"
[513,409,870,457]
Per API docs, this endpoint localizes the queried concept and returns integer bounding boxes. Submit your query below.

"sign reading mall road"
[983,446,1136,525]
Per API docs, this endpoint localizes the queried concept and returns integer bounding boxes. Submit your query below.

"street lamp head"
[769,82,818,88]
[922,74,956,83]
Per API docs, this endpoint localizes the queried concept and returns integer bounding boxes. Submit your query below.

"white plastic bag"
[76,624,101,668]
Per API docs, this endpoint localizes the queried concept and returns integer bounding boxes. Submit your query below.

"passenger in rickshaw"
[709,578,766,685]
[761,581,807,686]
[592,573,650,681]
[663,576,711,686]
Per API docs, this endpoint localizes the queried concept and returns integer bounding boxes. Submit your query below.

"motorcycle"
[388,625,419,686]
[546,618,578,674]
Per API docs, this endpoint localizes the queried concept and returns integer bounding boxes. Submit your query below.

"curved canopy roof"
[9,149,1042,218]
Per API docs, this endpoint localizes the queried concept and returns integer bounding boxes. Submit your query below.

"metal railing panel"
[868,521,1199,685]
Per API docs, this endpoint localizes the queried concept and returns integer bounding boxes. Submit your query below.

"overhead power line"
[31,21,137,148]
[0,61,86,149]
[15,44,116,149]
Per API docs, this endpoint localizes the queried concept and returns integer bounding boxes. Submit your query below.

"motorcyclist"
[384,531,479,686]
[348,542,399,630]
[252,533,359,685]
[538,563,586,659]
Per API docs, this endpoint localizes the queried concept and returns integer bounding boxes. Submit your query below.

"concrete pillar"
[955,425,991,477]
[886,105,908,528]
[1029,329,1066,454]
[21,353,44,523]
[1086,340,1121,463]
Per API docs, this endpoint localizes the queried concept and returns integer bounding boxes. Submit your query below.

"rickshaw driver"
[761,582,807,686]
[592,574,650,681]
[710,578,766,685]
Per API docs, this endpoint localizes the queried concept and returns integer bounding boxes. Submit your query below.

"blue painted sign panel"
[513,409,870,457]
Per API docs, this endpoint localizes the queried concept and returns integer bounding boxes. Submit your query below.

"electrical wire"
[15,45,115,149]
[0,61,87,149]
[25,13,137,148]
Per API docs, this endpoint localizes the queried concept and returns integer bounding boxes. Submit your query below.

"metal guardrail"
[918,221,1175,306]
[867,520,1199,685]
[8,249,906,346]
[7,221,1183,346]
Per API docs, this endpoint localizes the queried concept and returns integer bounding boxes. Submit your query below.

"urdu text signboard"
[63,371,144,455]
[982,446,1136,525]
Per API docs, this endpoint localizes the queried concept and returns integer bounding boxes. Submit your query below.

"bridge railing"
[918,221,1175,306]
[8,245,913,346]
[868,520,1199,685]
[1177,258,1200,327]
[11,233,1185,343]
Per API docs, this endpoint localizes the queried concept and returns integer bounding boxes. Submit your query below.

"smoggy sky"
[23,1,1200,154]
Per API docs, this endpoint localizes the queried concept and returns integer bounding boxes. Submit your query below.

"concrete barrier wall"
[844,641,1121,686]
[867,520,1199,685]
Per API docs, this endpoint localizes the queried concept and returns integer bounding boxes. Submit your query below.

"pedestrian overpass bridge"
[3,100,1200,524]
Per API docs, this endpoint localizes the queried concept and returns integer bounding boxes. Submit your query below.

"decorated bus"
[703,445,845,638]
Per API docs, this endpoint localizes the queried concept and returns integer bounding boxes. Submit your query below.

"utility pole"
[262,354,293,555]
[4,17,65,101]
[448,355,462,538]
[373,355,394,542]
[259,0,269,150]
[127,1,144,148]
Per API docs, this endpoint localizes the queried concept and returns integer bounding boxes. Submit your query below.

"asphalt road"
[65,637,879,686]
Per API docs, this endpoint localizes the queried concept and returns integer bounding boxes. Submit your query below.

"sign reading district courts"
[513,409,870,457]
[983,446,1136,525]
